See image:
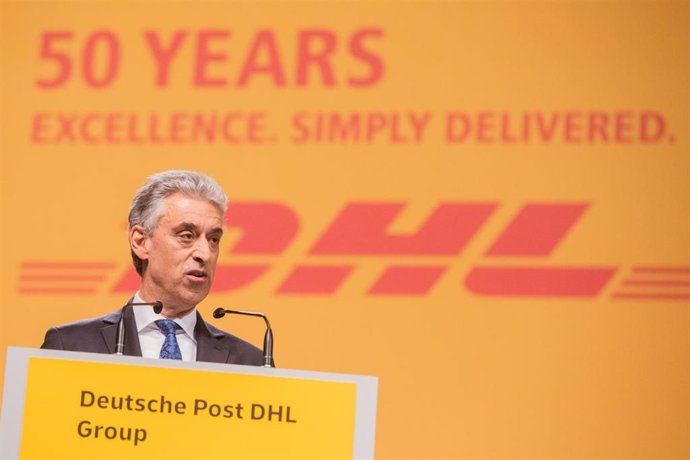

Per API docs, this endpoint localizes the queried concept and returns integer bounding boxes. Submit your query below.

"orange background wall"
[1,1,688,458]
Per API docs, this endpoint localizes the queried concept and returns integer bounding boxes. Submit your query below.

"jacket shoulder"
[40,311,119,352]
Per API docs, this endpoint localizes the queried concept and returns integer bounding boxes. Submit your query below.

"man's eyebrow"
[172,222,224,236]
[172,222,198,232]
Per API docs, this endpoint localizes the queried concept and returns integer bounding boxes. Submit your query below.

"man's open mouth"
[186,270,207,280]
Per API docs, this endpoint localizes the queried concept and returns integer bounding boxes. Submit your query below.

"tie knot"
[155,319,180,335]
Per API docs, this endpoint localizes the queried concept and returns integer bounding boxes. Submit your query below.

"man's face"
[132,192,224,316]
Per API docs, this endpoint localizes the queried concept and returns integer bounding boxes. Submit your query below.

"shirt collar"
[131,292,197,342]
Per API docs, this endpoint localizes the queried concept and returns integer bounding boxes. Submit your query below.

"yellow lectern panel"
[0,349,376,460]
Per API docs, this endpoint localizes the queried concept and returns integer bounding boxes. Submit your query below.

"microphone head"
[153,301,163,314]
[212,308,226,319]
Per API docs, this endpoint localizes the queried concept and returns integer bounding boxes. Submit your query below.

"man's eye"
[179,232,194,241]
[209,235,221,245]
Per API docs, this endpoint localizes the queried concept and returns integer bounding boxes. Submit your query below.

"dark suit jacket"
[40,305,264,366]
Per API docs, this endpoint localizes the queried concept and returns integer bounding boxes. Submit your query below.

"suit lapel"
[195,311,230,363]
[99,304,143,357]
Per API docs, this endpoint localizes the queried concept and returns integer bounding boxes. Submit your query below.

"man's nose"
[191,238,211,263]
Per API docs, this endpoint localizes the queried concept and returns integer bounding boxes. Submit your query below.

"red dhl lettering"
[16,202,690,300]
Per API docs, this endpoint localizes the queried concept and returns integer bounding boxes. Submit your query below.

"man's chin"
[181,287,211,307]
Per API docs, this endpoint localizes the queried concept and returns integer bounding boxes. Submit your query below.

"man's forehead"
[163,193,223,215]
[154,193,224,226]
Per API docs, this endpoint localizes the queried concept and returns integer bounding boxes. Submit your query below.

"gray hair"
[128,170,228,275]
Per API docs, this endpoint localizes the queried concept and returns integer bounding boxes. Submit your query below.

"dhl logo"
[18,202,690,300]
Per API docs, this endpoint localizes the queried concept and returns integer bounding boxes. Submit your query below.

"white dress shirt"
[131,292,198,362]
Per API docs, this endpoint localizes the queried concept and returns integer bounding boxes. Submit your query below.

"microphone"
[213,308,274,368]
[114,300,164,355]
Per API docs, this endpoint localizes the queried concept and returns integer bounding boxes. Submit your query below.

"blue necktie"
[155,319,182,360]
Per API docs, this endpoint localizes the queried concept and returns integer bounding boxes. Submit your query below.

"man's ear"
[129,225,149,261]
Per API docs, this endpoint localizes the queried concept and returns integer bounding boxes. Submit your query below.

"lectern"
[0,347,377,459]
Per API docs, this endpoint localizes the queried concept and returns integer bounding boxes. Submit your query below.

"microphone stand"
[213,308,274,368]
[114,300,163,355]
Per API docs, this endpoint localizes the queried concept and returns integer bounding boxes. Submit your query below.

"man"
[41,170,264,366]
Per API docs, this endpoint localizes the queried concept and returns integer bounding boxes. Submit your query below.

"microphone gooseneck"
[114,300,164,355]
[115,304,128,356]
[213,308,275,368]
